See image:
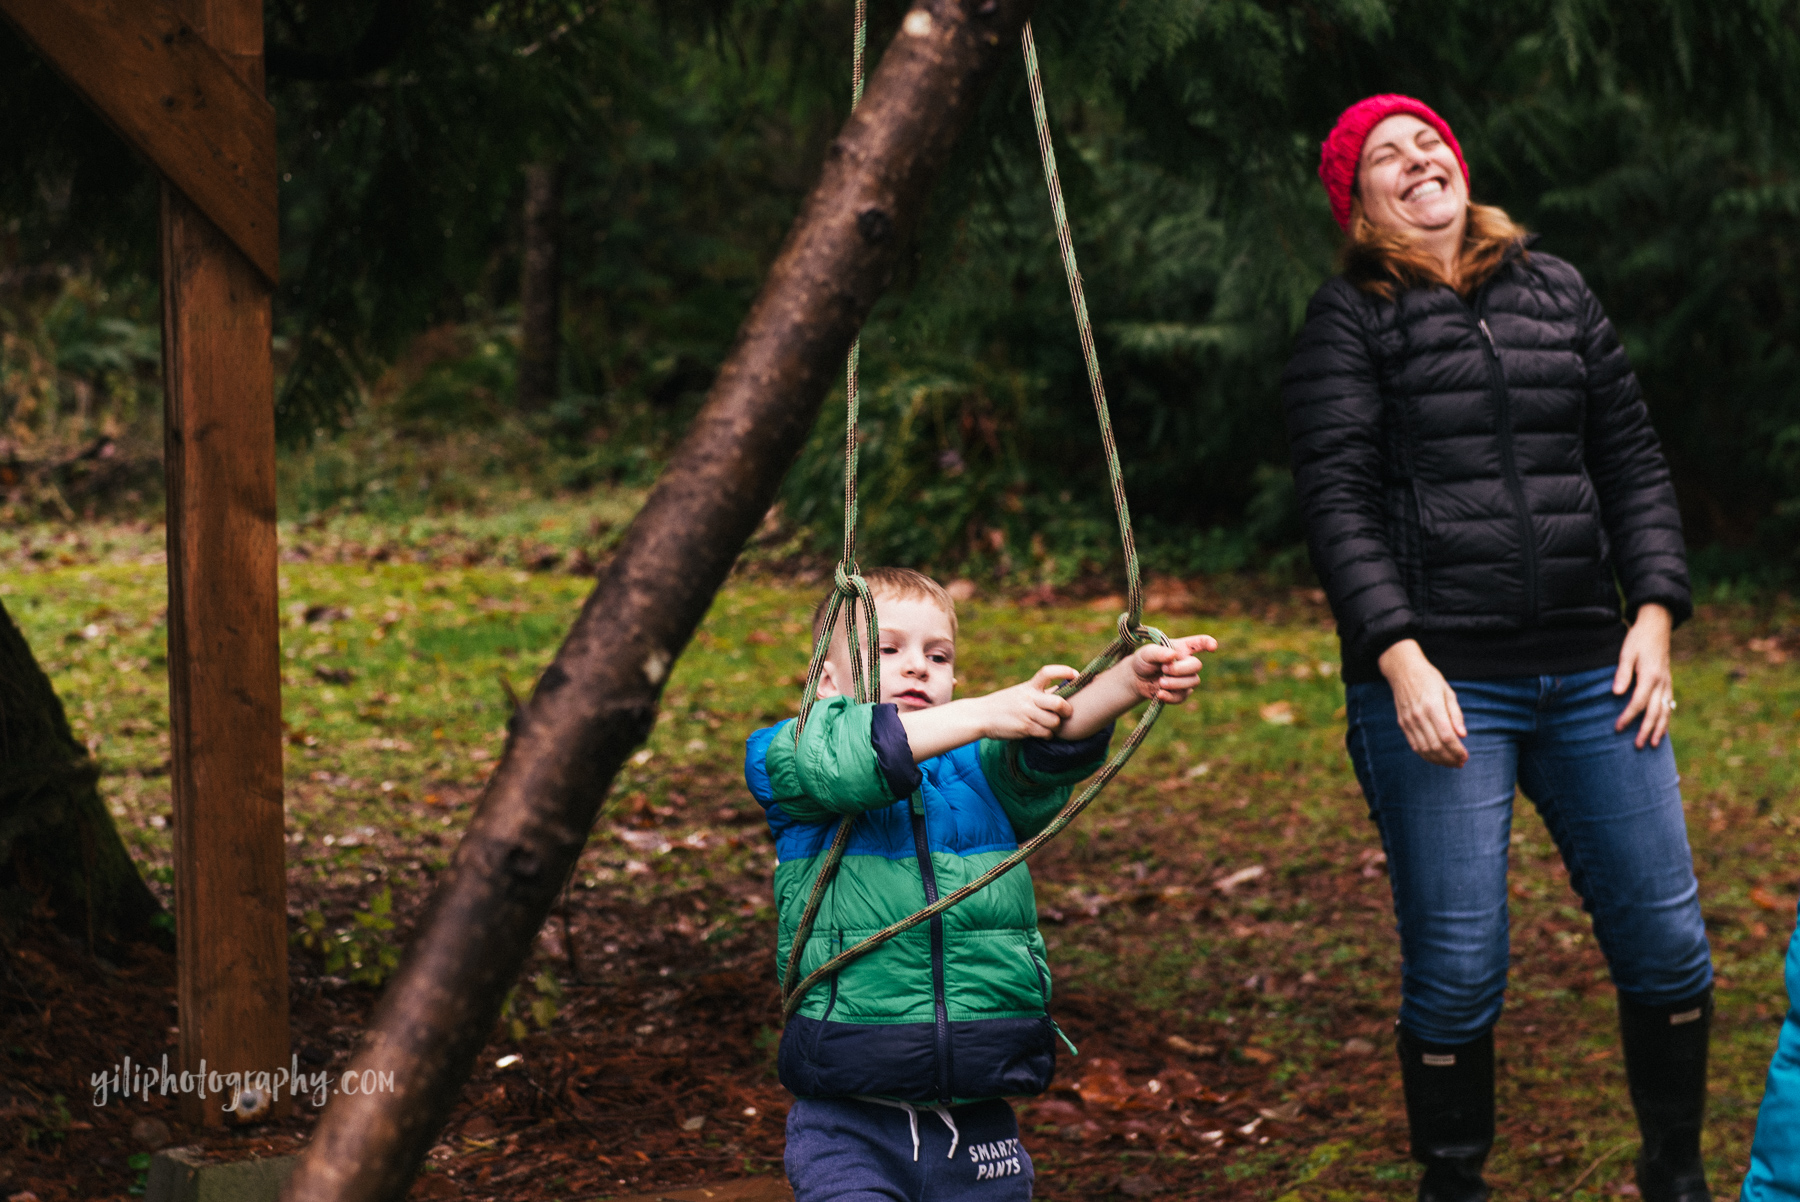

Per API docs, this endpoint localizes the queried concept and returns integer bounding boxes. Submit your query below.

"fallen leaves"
[1259,700,1296,725]
[1076,1059,1154,1111]
[1750,885,1791,913]
[1213,864,1266,894]
[1747,636,1789,665]
[1167,1034,1218,1059]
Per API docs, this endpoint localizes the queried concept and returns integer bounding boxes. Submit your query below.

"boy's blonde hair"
[810,567,958,642]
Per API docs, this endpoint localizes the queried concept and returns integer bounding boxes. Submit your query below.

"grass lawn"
[2,511,1797,1200]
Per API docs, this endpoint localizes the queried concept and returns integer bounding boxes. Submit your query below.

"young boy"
[744,567,1214,1201]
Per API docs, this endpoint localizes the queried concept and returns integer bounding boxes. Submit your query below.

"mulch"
[1,858,1376,1202]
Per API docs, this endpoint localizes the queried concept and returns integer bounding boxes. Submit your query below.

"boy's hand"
[1124,635,1217,705]
[978,665,1079,740]
[896,666,1079,760]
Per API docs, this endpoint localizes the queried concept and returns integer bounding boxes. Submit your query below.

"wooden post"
[160,0,289,1126]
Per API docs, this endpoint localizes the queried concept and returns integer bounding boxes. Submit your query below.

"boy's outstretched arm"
[899,636,1215,759]
[1057,635,1217,740]
[898,665,1077,762]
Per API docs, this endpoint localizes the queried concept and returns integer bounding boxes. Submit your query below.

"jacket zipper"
[910,790,951,1104]
[1473,308,1540,623]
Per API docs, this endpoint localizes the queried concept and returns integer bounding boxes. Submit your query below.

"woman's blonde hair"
[1340,198,1529,301]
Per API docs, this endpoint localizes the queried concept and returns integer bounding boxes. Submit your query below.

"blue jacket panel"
[745,699,1109,1104]
[1743,900,1800,1200]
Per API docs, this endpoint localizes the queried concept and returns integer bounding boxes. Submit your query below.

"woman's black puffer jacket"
[1282,244,1692,684]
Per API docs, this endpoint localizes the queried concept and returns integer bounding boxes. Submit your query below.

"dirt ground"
[2,550,1796,1201]
[2,828,1414,1202]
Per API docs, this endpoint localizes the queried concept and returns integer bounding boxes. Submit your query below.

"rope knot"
[1116,613,1169,649]
[833,561,867,598]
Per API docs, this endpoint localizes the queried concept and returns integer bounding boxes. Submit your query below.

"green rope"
[779,0,873,1006]
[1020,21,1145,638]
[778,17,1168,1024]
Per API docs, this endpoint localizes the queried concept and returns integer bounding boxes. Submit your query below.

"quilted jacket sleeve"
[1572,272,1693,627]
[757,696,921,823]
[978,725,1114,841]
[1282,279,1418,665]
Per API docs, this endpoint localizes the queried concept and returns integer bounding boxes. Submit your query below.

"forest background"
[4,0,1800,586]
[4,4,1800,1198]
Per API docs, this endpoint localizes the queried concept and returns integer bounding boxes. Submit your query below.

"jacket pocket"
[1576,469,1613,564]
[1406,480,1434,617]
[1410,480,1437,560]
[809,930,843,1058]
[1021,945,1052,1011]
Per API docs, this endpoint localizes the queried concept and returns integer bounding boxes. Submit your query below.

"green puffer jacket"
[745,695,1110,1105]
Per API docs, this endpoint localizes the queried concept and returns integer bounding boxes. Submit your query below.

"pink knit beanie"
[1318,95,1470,231]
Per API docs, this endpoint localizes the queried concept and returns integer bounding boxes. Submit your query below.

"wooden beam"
[0,0,279,284]
[158,0,289,1126]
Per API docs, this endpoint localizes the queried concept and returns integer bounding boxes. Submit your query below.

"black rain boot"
[1397,1026,1494,1202]
[1619,987,1713,1202]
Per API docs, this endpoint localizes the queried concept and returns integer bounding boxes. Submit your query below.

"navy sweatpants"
[784,1096,1033,1202]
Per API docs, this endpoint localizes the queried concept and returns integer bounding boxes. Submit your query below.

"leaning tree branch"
[279,1,1037,1198]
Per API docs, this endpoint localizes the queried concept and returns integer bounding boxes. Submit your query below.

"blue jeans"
[1345,665,1712,1044]
[1742,900,1800,1200]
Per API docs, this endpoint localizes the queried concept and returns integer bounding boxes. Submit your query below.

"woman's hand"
[1378,638,1468,768]
[1614,603,1674,749]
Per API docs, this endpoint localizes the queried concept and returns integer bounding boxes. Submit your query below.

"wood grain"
[157,0,289,1126]
[0,0,279,283]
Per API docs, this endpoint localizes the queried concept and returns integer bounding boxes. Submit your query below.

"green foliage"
[500,970,565,1041]
[293,887,401,985]
[390,332,519,434]
[0,273,164,519]
[4,0,1800,576]
[21,1093,72,1149]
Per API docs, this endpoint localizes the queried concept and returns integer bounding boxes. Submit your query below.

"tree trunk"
[516,159,564,413]
[280,2,1038,1198]
[0,599,170,953]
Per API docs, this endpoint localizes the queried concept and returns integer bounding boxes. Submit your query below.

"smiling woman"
[1284,94,1710,1202]
[1325,97,1527,301]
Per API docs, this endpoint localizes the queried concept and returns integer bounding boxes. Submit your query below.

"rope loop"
[776,13,1188,1024]
[793,559,881,741]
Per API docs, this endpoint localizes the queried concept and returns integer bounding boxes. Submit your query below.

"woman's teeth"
[1407,180,1444,201]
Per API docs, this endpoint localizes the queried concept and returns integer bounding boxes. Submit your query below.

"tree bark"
[516,159,565,413]
[0,600,170,953]
[279,1,1038,1198]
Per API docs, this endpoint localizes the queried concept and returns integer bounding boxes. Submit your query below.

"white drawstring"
[929,1104,960,1159]
[857,1097,921,1161]
[853,1097,961,1161]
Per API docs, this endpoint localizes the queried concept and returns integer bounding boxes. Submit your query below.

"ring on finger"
[1663,697,1677,711]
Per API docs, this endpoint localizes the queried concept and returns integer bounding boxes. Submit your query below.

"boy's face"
[816,593,956,712]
